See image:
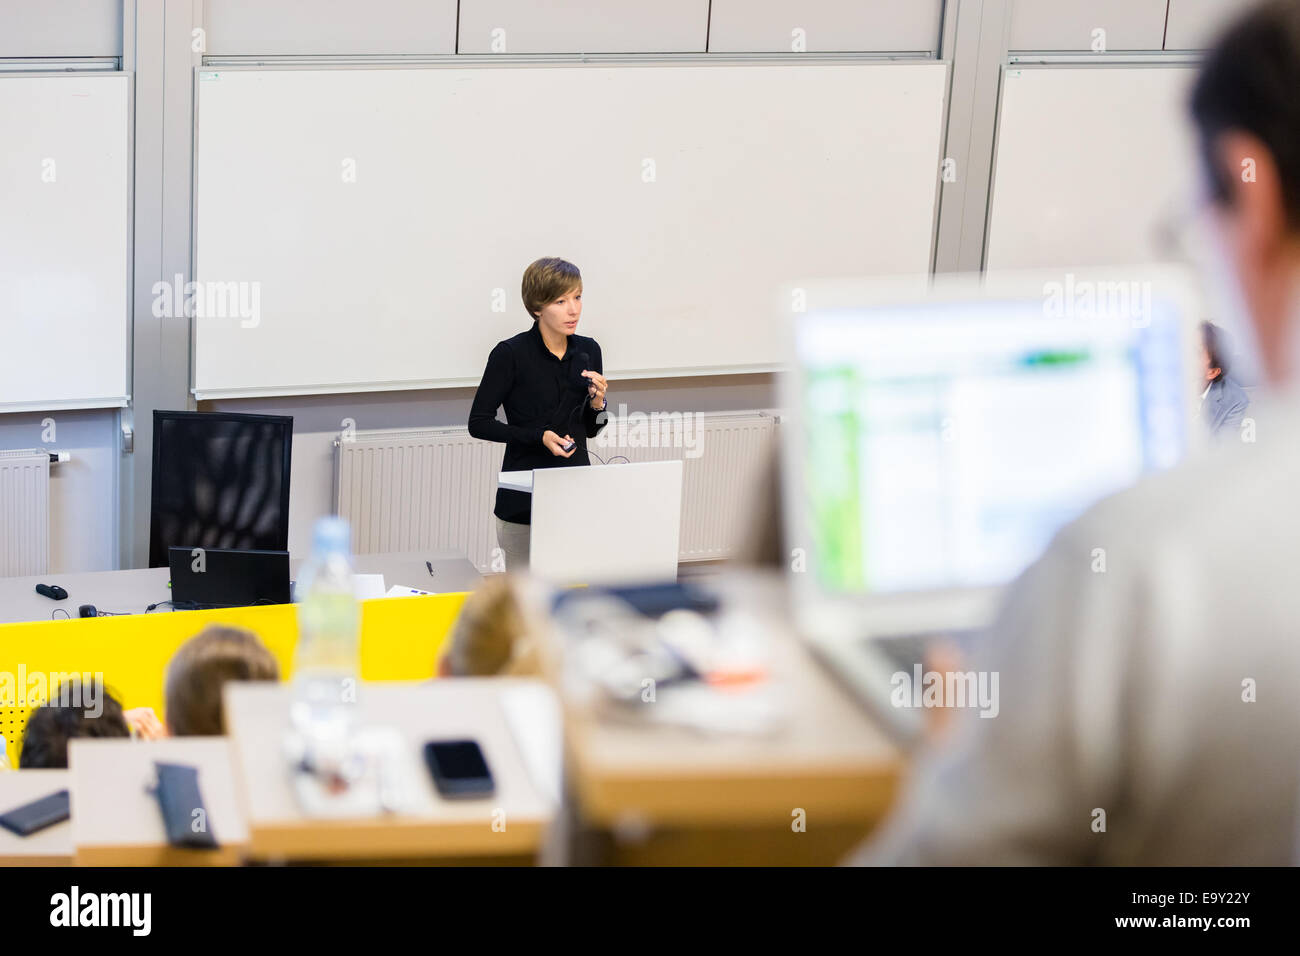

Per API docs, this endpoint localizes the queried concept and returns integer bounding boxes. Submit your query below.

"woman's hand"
[542,430,576,458]
[582,370,608,410]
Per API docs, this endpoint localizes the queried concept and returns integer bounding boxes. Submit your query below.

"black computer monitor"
[167,547,292,609]
[149,410,293,568]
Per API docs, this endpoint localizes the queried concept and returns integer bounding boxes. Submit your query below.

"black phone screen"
[427,741,490,779]
[423,740,494,798]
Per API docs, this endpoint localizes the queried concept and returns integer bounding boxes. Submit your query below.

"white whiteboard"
[193,61,947,399]
[986,66,1199,271]
[0,73,130,412]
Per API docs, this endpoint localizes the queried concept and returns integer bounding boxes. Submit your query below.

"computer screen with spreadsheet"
[788,284,1194,595]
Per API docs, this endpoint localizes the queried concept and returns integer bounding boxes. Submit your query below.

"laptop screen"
[791,291,1192,594]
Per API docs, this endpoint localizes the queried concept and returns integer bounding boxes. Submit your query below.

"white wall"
[1006,0,1168,51]
[1165,0,1259,50]
[0,0,121,57]
[708,0,942,53]
[205,0,457,55]
[457,0,707,53]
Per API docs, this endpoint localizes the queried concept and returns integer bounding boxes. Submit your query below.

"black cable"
[51,608,70,620]
[586,449,630,467]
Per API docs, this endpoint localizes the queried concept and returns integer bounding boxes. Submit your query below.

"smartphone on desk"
[0,789,71,837]
[422,740,495,799]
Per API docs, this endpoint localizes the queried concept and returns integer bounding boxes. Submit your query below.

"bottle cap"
[312,516,351,556]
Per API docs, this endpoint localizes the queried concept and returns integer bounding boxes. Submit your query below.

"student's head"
[522,257,583,338]
[164,625,280,736]
[1190,0,1300,384]
[19,678,130,769]
[440,575,538,677]
[1201,321,1230,383]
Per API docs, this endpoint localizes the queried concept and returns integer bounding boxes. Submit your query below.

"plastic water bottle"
[291,517,360,775]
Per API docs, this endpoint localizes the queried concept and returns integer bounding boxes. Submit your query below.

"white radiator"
[0,449,50,576]
[334,411,777,572]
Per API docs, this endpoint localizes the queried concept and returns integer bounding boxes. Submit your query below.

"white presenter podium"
[500,461,683,585]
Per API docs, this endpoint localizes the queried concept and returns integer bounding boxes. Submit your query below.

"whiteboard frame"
[0,70,134,415]
[189,54,949,400]
[981,57,1202,272]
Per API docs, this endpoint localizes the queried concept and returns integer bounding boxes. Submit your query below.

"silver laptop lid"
[779,267,1201,640]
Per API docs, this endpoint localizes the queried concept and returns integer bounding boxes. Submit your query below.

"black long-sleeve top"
[468,322,607,523]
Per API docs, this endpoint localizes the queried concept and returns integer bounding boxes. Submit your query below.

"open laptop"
[167,546,292,610]
[780,268,1200,742]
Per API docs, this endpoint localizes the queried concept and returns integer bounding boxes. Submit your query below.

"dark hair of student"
[1201,321,1230,380]
[18,679,130,769]
[1190,0,1300,231]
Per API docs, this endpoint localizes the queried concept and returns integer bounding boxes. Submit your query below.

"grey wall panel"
[204,0,457,55]
[0,0,121,57]
[1007,0,1168,51]
[1165,0,1257,50]
[458,0,707,54]
[933,0,1009,273]
[708,0,942,53]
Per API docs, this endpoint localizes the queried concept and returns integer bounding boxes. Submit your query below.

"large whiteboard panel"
[194,62,946,398]
[986,66,1199,271]
[0,73,130,412]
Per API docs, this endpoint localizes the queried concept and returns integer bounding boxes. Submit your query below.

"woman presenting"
[468,257,608,570]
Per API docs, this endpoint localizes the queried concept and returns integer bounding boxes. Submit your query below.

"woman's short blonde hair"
[521,257,582,320]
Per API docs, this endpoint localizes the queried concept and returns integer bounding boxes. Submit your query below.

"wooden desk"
[69,738,248,866]
[537,572,903,864]
[224,680,554,862]
[0,550,480,625]
[0,770,72,866]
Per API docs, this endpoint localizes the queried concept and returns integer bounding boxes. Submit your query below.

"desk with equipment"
[1,550,480,625]
[536,572,902,866]
[69,737,248,866]
[223,680,557,863]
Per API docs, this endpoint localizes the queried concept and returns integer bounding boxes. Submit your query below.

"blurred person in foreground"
[855,0,1300,865]
[1200,320,1251,436]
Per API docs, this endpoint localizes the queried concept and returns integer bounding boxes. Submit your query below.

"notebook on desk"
[779,268,1201,743]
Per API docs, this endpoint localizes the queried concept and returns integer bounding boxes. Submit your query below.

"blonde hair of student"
[441,575,539,677]
[164,625,280,736]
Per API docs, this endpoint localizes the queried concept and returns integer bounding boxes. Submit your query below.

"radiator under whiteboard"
[333,411,777,572]
[0,449,50,576]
